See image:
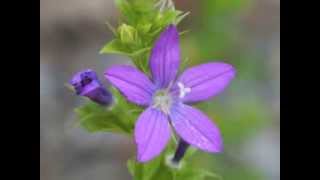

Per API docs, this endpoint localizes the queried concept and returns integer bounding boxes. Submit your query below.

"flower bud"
[70,69,112,106]
[118,24,138,44]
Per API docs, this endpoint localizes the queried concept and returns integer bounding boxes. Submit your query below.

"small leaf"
[130,47,151,57]
[99,39,130,55]
[137,23,152,34]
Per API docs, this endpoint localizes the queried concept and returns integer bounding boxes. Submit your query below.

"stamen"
[177,82,191,98]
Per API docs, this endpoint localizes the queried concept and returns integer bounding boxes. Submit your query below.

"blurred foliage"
[181,0,268,81]
[178,0,274,179]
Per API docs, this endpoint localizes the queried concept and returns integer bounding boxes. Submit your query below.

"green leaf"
[74,87,143,135]
[74,101,129,134]
[153,9,180,28]
[99,39,130,55]
[109,87,143,129]
[137,22,152,34]
[130,47,151,57]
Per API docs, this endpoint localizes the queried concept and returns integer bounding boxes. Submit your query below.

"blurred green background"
[40,0,279,179]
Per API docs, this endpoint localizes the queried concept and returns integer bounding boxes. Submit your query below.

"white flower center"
[177,82,191,98]
[152,90,172,114]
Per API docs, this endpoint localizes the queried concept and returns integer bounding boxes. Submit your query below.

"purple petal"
[104,65,156,106]
[149,25,180,88]
[172,62,235,103]
[70,69,112,105]
[170,103,223,153]
[135,107,171,162]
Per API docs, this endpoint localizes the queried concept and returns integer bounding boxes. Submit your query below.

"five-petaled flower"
[105,25,236,162]
[70,69,112,106]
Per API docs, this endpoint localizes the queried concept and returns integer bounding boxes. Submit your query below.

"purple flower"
[105,25,236,162]
[70,69,112,106]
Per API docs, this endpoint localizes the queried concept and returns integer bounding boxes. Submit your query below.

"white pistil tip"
[178,82,191,98]
[165,154,182,169]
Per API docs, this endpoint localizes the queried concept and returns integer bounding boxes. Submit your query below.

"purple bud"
[70,69,112,105]
[171,138,190,164]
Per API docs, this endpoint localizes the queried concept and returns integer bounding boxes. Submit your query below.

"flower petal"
[104,65,155,106]
[149,24,180,88]
[172,62,235,103]
[170,104,223,153]
[135,107,171,162]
